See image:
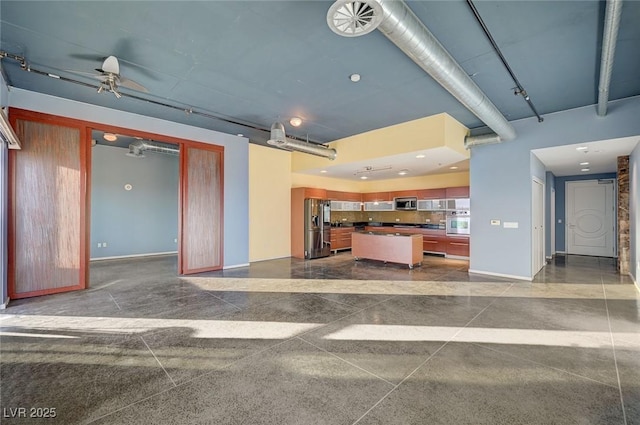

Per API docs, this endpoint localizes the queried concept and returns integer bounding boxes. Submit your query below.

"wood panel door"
[9,118,87,298]
[179,145,224,274]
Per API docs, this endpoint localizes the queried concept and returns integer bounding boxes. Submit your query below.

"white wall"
[9,89,250,268]
[470,96,640,280]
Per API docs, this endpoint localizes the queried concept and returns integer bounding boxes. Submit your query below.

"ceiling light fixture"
[416,154,426,158]
[576,146,588,151]
[398,169,408,175]
[360,176,368,180]
[579,162,589,166]
[349,73,361,83]
[320,170,328,173]
[289,116,302,127]
[449,166,458,170]
[103,133,118,142]
[581,168,590,172]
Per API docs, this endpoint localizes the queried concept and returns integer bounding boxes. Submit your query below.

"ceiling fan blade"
[119,77,148,93]
[101,56,120,74]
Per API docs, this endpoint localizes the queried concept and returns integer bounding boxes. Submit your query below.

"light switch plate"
[490,219,500,226]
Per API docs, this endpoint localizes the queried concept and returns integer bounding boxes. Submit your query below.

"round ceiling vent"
[327,0,383,37]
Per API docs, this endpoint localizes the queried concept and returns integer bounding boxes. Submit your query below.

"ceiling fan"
[71,55,148,98]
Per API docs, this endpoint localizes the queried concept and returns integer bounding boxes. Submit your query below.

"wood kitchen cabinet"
[417,188,446,199]
[330,227,354,252]
[303,187,328,199]
[445,186,470,198]
[390,190,418,198]
[423,235,447,253]
[362,192,391,202]
[327,190,362,202]
[446,236,470,257]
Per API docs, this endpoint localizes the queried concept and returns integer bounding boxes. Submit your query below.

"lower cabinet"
[423,237,447,254]
[446,237,470,257]
[330,227,355,252]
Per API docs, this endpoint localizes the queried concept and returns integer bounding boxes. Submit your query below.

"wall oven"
[446,210,470,235]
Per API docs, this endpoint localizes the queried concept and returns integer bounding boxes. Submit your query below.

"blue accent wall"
[553,173,616,253]
[91,145,179,258]
[9,88,250,268]
[470,95,640,280]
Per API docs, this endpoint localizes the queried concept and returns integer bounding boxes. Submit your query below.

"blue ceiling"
[1,1,639,145]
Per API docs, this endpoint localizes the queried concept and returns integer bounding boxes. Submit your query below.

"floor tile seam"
[310,293,359,308]
[352,285,514,425]
[468,342,620,389]
[291,295,401,341]
[107,292,122,311]
[139,335,177,388]
[204,292,243,311]
[86,337,295,424]
[295,336,396,387]
[601,280,628,425]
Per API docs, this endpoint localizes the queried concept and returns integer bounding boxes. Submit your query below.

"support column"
[617,155,630,274]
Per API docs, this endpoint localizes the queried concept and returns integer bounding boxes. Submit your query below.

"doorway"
[565,179,615,257]
[532,178,545,276]
[90,131,180,266]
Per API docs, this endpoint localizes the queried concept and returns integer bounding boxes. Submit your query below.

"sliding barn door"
[9,118,87,298]
[179,145,224,274]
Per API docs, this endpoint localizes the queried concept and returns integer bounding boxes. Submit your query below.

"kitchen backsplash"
[331,210,446,225]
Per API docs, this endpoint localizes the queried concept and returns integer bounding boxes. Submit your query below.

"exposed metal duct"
[327,0,516,147]
[127,140,179,158]
[597,0,623,117]
[267,122,337,160]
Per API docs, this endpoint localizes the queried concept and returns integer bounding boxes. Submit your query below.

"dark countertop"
[355,231,422,237]
[331,222,444,230]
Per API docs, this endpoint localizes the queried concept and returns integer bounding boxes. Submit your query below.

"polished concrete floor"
[1,253,638,424]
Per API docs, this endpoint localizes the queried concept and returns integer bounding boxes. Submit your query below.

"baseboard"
[445,255,470,260]
[468,269,533,282]
[0,297,9,309]
[91,251,177,261]
[630,272,639,293]
[250,254,291,262]
[223,263,250,270]
[556,251,566,254]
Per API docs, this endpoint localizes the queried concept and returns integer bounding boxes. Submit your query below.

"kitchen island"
[352,231,423,269]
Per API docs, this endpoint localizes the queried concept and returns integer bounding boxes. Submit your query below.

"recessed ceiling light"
[579,162,589,166]
[576,146,588,151]
[449,166,458,170]
[416,154,425,159]
[581,168,590,172]
[320,170,327,173]
[289,116,302,127]
[349,73,361,83]
[398,170,408,176]
[237,133,244,137]
[103,133,118,142]
[360,176,368,180]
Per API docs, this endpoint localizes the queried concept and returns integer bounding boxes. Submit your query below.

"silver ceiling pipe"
[266,122,337,160]
[327,0,516,148]
[127,140,179,158]
[597,0,623,117]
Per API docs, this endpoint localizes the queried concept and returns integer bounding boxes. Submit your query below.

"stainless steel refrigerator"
[304,198,331,259]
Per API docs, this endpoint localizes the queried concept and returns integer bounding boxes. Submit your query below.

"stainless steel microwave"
[394,197,417,210]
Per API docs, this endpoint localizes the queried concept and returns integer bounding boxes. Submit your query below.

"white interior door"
[532,178,545,276]
[566,180,615,257]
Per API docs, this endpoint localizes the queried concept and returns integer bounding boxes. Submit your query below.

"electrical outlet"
[395,218,400,222]
[369,217,372,221]
[97,243,102,248]
[103,242,107,248]
[425,219,431,223]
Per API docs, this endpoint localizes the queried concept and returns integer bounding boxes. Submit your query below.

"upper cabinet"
[390,190,418,199]
[445,186,470,198]
[326,190,362,202]
[304,187,328,199]
[417,188,446,199]
[362,192,391,202]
